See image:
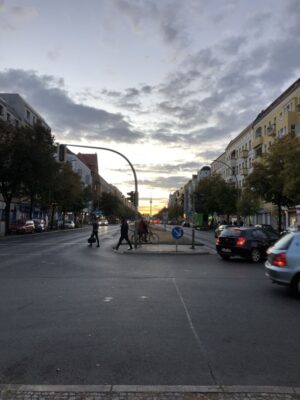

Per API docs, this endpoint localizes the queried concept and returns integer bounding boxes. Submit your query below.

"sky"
[1,0,300,214]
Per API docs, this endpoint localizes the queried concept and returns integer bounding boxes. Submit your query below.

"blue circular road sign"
[171,226,184,240]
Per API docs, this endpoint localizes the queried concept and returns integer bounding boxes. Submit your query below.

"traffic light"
[127,191,138,207]
[58,144,66,162]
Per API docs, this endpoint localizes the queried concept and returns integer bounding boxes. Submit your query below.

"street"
[0,226,299,387]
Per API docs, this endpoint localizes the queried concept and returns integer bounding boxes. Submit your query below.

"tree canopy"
[245,134,300,230]
[195,174,238,218]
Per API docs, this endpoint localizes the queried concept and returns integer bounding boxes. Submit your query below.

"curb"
[1,384,299,394]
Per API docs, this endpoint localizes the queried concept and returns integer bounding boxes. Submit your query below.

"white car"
[98,219,109,226]
[64,220,75,229]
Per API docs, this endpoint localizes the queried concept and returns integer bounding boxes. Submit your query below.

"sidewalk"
[119,243,216,255]
[1,384,300,400]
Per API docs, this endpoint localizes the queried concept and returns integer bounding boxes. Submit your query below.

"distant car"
[216,227,279,263]
[64,220,75,229]
[98,219,108,226]
[33,219,46,232]
[181,221,190,227]
[12,220,35,234]
[265,232,300,295]
[280,224,300,236]
[215,224,234,238]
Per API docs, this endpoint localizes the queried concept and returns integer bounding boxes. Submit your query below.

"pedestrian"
[89,216,100,247]
[115,218,133,250]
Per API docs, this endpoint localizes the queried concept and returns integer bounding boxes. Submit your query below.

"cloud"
[111,161,203,174]
[47,49,61,62]
[0,69,144,144]
[111,0,189,46]
[11,6,38,18]
[101,83,155,111]
[140,175,189,190]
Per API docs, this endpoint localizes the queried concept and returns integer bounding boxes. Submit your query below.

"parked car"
[215,224,234,238]
[265,232,300,294]
[33,219,46,232]
[216,227,280,263]
[280,224,300,236]
[255,224,278,235]
[11,220,35,234]
[181,221,190,227]
[64,220,75,229]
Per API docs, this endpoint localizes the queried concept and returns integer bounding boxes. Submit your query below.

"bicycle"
[130,229,160,245]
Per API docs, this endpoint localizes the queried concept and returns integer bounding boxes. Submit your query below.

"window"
[26,110,30,120]
[0,105,3,116]
[7,113,10,121]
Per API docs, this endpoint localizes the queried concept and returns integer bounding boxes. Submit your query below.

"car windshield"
[271,232,294,250]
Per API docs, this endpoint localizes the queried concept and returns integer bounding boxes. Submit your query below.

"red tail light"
[272,253,287,267]
[236,237,246,246]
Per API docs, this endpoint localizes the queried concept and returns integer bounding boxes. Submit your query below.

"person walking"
[89,217,100,247]
[115,218,133,250]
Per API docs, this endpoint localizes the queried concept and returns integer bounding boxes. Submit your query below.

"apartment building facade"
[0,94,52,234]
[0,93,50,131]
[211,77,300,228]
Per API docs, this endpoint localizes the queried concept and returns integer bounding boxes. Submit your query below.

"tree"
[195,174,238,221]
[53,163,88,222]
[237,188,261,225]
[0,121,28,234]
[99,192,122,217]
[18,124,57,218]
[245,134,300,231]
[168,203,183,221]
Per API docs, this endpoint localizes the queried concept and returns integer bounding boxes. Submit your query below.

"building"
[0,94,51,234]
[212,77,300,227]
[0,93,50,130]
[0,95,21,126]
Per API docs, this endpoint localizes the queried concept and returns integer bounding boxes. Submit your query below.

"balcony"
[240,167,248,176]
[267,124,276,137]
[241,149,249,158]
[253,135,263,148]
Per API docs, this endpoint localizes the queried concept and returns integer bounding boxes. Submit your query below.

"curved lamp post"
[63,143,139,248]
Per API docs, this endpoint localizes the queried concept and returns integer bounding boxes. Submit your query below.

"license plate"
[221,248,231,253]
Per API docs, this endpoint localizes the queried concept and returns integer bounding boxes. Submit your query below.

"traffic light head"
[58,144,66,162]
[126,191,138,207]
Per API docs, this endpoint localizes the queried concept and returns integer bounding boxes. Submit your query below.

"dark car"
[216,227,280,263]
[255,224,278,235]
[33,219,46,232]
[215,224,234,238]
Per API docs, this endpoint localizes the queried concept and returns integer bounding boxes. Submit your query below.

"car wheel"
[250,248,261,263]
[220,254,230,260]
[291,274,300,295]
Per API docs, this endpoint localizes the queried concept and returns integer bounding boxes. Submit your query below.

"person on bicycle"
[138,217,148,242]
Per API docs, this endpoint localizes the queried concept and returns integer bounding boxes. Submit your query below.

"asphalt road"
[0,226,299,387]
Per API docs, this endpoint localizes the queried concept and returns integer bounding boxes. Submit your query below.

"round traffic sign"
[171,226,184,240]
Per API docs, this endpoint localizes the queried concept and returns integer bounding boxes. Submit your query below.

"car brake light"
[272,253,287,267]
[236,237,246,246]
